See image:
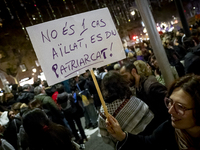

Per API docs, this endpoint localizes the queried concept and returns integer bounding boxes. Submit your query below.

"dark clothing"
[165,48,179,66]
[84,79,101,109]
[2,98,16,110]
[16,91,34,104]
[184,44,200,75]
[136,75,169,135]
[44,86,56,97]
[57,92,84,118]
[174,62,185,77]
[57,92,77,117]
[34,94,65,126]
[67,116,87,141]
[4,116,22,149]
[57,92,86,141]
[165,47,185,77]
[11,90,18,101]
[117,120,178,150]
[173,45,187,60]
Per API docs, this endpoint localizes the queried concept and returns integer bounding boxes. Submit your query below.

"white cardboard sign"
[26,8,126,86]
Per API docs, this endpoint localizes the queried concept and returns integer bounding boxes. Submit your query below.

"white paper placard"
[26,8,126,86]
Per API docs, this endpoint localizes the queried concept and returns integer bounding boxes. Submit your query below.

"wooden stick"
[90,69,108,118]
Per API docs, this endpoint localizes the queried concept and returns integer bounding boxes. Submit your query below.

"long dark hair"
[167,74,200,125]
[22,108,74,150]
[102,71,132,103]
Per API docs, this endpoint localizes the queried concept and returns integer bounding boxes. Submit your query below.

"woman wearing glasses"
[106,74,200,150]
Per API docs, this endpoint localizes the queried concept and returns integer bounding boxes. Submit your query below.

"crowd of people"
[0,21,200,150]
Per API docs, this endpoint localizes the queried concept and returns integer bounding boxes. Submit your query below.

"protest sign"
[27,8,126,86]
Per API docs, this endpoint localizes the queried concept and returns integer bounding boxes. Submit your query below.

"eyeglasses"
[164,97,194,116]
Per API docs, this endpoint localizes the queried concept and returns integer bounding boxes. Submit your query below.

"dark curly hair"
[167,74,200,125]
[101,71,132,103]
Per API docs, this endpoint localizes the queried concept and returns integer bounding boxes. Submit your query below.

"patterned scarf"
[175,129,200,150]
[98,96,154,147]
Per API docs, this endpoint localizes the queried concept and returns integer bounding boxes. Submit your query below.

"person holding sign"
[98,71,154,147]
[106,74,200,150]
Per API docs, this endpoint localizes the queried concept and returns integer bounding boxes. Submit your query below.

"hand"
[106,115,126,141]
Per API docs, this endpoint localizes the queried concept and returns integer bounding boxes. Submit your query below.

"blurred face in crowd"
[168,88,196,131]
[74,76,79,82]
[150,58,159,69]
[120,66,135,87]
[9,111,15,120]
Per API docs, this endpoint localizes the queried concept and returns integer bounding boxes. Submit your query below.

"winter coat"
[184,44,200,75]
[3,114,22,149]
[34,94,65,126]
[136,75,169,135]
[173,45,187,60]
[16,91,34,104]
[57,92,83,119]
[116,120,178,150]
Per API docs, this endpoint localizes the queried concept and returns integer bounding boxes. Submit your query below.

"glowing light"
[143,28,147,33]
[168,27,174,32]
[141,21,145,27]
[20,78,29,82]
[131,10,135,16]
[34,4,36,7]
[193,7,195,9]
[32,68,37,73]
[132,36,137,40]
[157,26,161,31]
[128,19,131,22]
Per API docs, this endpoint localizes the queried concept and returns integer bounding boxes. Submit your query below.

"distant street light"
[143,28,147,33]
[141,21,145,27]
[131,10,135,16]
[32,68,37,73]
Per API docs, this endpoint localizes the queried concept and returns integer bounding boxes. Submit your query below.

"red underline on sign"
[64,61,104,78]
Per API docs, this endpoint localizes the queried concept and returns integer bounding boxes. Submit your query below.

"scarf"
[98,96,154,147]
[175,129,200,150]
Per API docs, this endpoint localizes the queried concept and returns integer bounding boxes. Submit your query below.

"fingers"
[108,114,117,124]
[106,126,115,134]
[106,116,115,134]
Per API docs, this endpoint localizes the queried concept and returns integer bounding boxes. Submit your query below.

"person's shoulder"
[144,75,159,89]
[146,75,157,82]
[144,75,167,93]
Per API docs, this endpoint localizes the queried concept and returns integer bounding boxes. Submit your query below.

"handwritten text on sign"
[26,8,126,86]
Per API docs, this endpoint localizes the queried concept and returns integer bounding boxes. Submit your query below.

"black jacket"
[184,44,200,75]
[136,75,169,135]
[4,115,22,149]
[117,120,178,150]
[17,91,34,104]
[57,92,82,119]
[173,45,186,60]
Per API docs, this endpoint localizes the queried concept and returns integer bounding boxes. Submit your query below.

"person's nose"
[168,104,176,115]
